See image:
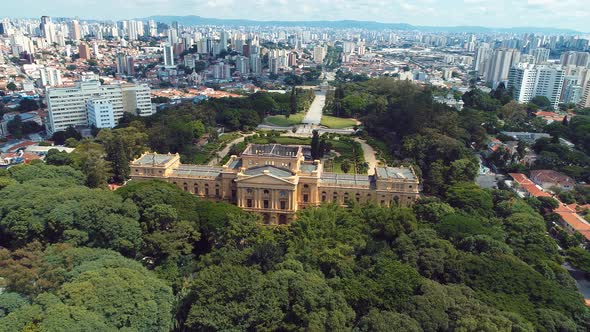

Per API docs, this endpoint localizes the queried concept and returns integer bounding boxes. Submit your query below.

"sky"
[2,0,589,32]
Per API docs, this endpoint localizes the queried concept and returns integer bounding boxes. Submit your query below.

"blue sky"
[2,0,589,32]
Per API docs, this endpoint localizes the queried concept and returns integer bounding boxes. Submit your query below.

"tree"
[341,160,351,173]
[59,267,173,331]
[357,309,421,332]
[7,82,17,91]
[531,96,552,109]
[290,87,297,114]
[18,99,39,112]
[311,130,321,160]
[71,141,111,188]
[45,149,74,166]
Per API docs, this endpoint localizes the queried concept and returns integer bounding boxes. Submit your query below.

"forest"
[0,162,588,331]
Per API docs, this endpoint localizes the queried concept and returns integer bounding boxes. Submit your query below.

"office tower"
[46,81,153,134]
[532,48,550,64]
[168,28,178,44]
[220,30,229,51]
[163,45,174,66]
[288,52,297,67]
[87,98,115,128]
[484,48,521,87]
[78,43,91,60]
[235,56,249,75]
[343,41,355,54]
[92,42,99,58]
[580,84,590,108]
[313,45,325,64]
[250,54,262,75]
[508,63,565,110]
[269,57,279,75]
[69,20,81,40]
[563,84,583,104]
[127,20,138,41]
[148,20,157,37]
[560,51,590,67]
[116,53,135,75]
[39,16,55,44]
[38,67,63,87]
[473,43,491,74]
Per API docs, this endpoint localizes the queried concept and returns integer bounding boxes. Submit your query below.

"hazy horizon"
[2,0,589,32]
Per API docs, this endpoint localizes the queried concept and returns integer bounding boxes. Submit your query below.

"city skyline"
[2,0,589,33]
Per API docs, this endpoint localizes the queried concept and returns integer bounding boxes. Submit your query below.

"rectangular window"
[280,200,286,210]
[247,199,253,208]
[303,194,309,203]
[264,200,269,209]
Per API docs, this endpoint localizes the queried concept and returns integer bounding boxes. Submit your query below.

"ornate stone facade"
[130,144,420,225]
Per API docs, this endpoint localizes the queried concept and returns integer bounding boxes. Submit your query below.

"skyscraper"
[532,48,550,64]
[473,43,491,75]
[508,63,565,110]
[560,51,590,67]
[39,16,55,44]
[78,43,91,60]
[484,48,521,87]
[164,45,174,66]
[69,20,81,40]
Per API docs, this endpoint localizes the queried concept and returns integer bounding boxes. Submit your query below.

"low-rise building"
[130,144,420,225]
[530,169,575,192]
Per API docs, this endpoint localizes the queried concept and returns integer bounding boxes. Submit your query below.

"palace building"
[130,144,420,225]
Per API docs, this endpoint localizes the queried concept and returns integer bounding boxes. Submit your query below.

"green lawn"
[320,115,357,129]
[264,113,305,127]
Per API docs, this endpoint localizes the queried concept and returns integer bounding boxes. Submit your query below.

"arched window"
[215,184,220,198]
[321,191,327,202]
[204,184,209,196]
[279,214,288,225]
[280,190,287,197]
[183,182,188,191]
[344,192,350,201]
[263,189,270,196]
[333,192,338,203]
[355,193,361,202]
[247,188,253,195]
[194,184,199,195]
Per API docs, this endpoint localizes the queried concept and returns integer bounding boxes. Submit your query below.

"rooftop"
[321,172,372,187]
[170,165,223,178]
[133,153,177,166]
[243,165,293,178]
[376,167,416,181]
[242,144,301,158]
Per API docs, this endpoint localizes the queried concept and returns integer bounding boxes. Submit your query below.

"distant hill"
[143,15,584,34]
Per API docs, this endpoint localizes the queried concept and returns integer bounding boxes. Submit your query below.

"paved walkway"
[302,90,325,125]
[354,138,378,175]
[208,133,254,166]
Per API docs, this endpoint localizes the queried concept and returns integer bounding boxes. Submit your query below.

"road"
[354,138,378,175]
[302,90,325,125]
[208,133,253,166]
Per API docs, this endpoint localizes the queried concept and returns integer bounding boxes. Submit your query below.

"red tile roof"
[509,173,552,197]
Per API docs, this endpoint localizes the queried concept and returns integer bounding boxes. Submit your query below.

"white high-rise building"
[38,67,63,87]
[46,81,152,134]
[485,48,521,87]
[235,56,250,75]
[508,63,565,110]
[313,45,326,64]
[473,43,491,75]
[532,48,550,64]
[87,98,115,128]
[164,45,174,67]
[69,20,81,40]
[560,51,590,67]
